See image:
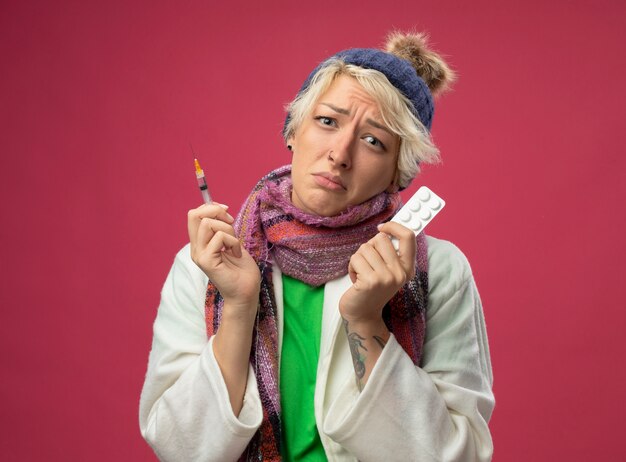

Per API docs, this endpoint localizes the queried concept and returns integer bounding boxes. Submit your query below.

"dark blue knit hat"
[284,47,434,134]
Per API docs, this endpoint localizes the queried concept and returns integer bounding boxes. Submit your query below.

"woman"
[140,31,494,461]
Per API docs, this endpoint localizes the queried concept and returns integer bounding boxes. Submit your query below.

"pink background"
[2,0,625,460]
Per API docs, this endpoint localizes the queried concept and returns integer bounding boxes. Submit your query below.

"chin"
[293,188,344,217]
[305,203,342,217]
[308,200,346,217]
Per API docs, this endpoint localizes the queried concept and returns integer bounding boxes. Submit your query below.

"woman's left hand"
[339,222,417,323]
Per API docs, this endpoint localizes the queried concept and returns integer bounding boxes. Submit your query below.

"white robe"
[139,236,494,461]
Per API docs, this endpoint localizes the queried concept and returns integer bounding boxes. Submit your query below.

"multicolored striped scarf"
[205,165,429,461]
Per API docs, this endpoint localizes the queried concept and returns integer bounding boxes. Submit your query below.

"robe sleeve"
[139,244,263,462]
[324,238,494,461]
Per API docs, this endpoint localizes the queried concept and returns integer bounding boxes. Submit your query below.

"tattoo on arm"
[344,319,367,384]
[343,319,389,391]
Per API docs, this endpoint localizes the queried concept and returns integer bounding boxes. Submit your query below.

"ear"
[286,135,295,151]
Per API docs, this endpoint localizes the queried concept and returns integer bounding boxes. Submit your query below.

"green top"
[280,274,328,461]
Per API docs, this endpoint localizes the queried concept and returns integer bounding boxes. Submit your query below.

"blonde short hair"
[284,59,440,188]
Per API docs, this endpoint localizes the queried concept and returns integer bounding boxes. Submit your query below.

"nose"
[328,131,355,169]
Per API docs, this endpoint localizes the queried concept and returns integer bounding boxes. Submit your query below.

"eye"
[364,135,386,150]
[314,116,337,127]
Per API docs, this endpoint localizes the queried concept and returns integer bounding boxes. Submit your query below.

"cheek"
[292,141,323,172]
[290,156,301,182]
[290,151,310,187]
[365,159,397,193]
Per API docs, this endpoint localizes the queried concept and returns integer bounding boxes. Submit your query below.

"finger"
[377,222,417,277]
[188,203,235,246]
[369,232,400,263]
[356,242,388,274]
[348,252,375,285]
[212,201,230,210]
[197,202,235,222]
[204,230,243,261]
[196,218,237,252]
[347,253,362,284]
[360,237,410,289]
[368,234,410,285]
[348,261,357,284]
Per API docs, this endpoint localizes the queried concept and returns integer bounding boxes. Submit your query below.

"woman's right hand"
[187,203,261,311]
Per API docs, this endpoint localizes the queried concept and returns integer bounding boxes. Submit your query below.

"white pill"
[418,188,430,201]
[428,198,441,210]
[419,208,431,220]
[399,210,411,222]
[411,220,423,232]
[409,201,421,212]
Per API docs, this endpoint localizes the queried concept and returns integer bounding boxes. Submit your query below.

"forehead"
[317,74,381,114]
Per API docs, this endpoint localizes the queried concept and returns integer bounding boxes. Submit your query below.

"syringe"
[194,158,212,205]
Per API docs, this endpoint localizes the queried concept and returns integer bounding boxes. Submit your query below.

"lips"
[313,172,347,191]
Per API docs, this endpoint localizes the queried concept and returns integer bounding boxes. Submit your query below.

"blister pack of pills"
[390,186,445,250]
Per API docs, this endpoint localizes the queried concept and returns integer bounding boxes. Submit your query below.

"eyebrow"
[319,102,392,135]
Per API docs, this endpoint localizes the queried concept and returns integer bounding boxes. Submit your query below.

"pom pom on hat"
[385,31,456,97]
